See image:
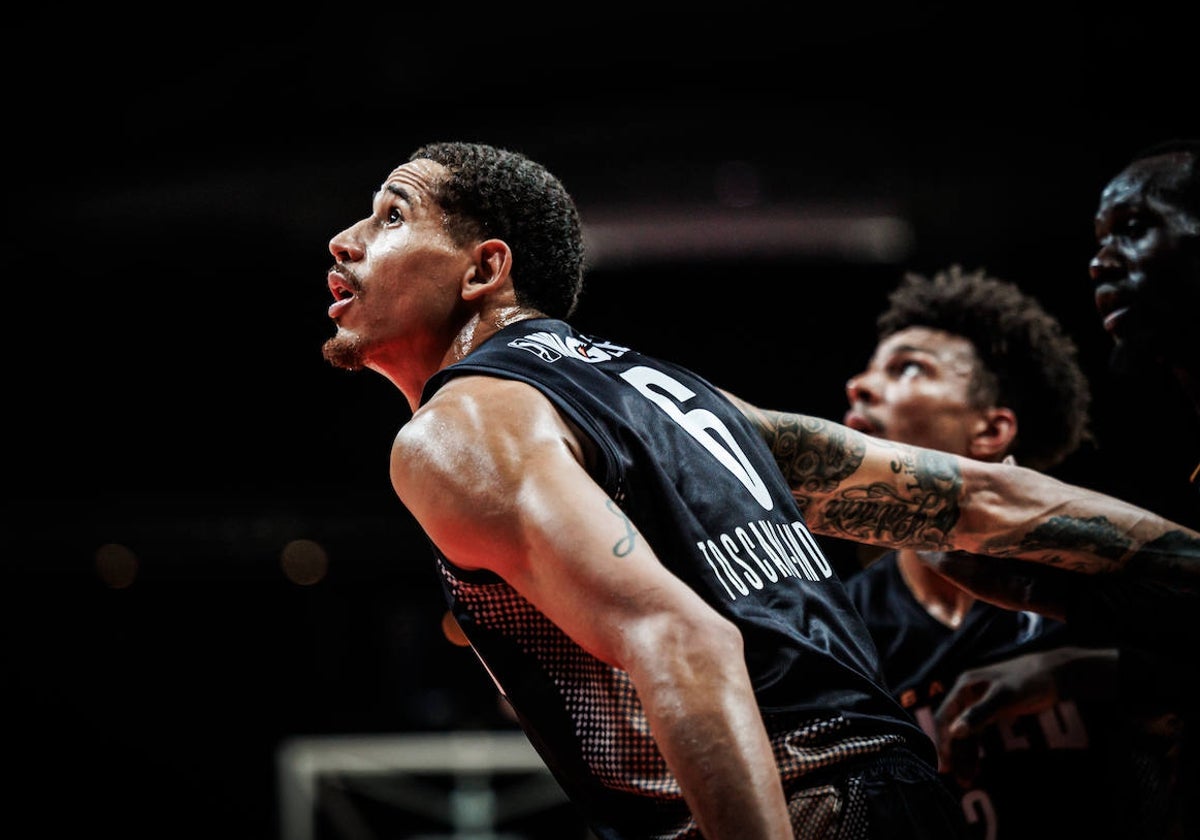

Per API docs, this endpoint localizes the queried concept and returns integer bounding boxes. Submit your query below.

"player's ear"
[462,239,512,299]
[968,406,1017,461]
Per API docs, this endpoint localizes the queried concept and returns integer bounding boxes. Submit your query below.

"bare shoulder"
[392,375,584,504]
[390,374,591,573]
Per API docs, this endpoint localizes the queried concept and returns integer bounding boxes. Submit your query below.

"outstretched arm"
[725,393,1200,584]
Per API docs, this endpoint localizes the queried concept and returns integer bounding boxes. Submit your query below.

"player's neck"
[896,549,975,630]
[448,305,545,363]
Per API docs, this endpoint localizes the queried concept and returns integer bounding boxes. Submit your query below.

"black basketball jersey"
[419,318,932,838]
[846,552,1132,840]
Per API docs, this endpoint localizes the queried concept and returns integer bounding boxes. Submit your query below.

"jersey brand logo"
[509,330,630,363]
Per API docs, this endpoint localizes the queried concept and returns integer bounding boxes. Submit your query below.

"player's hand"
[932,650,1061,784]
[933,647,1117,785]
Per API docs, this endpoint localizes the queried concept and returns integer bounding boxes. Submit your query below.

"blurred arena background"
[6,6,1197,839]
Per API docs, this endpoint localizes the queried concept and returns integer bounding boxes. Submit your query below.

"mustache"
[329,264,363,294]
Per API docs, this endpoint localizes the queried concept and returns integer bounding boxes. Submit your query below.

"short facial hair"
[322,333,366,370]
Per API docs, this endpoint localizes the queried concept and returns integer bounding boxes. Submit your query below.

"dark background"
[6,7,1198,839]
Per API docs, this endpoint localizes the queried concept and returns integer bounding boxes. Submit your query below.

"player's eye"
[1119,216,1149,237]
[887,360,926,379]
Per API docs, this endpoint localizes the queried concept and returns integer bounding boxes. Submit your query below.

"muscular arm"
[724,392,1200,584]
[391,376,792,840]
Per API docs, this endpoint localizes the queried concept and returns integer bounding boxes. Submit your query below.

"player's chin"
[322,333,367,371]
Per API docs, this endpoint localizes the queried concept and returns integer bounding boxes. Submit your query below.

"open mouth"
[843,411,878,435]
[327,272,357,319]
[328,272,355,300]
[1102,306,1131,335]
[1094,286,1131,336]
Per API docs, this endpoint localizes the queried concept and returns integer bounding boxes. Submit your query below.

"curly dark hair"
[408,141,585,319]
[875,265,1092,471]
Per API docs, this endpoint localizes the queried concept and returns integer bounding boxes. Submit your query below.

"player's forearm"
[644,689,792,839]
[731,397,1199,579]
[951,458,1200,582]
[625,622,792,839]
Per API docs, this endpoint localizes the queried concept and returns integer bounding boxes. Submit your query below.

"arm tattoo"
[981,520,1200,582]
[753,409,961,548]
[818,444,962,548]
[980,515,1130,570]
[757,412,863,499]
[738,398,1200,578]
[606,498,637,558]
